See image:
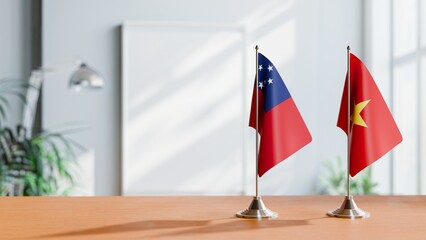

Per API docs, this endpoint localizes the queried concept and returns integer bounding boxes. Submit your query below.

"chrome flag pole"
[256,44,259,199]
[327,46,369,219]
[236,45,277,219]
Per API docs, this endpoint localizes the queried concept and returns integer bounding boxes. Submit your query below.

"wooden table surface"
[1,196,425,239]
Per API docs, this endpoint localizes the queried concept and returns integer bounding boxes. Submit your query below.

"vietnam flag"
[249,53,312,177]
[337,53,402,177]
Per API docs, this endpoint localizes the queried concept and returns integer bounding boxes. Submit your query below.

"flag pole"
[255,45,259,198]
[346,45,351,198]
[236,45,277,219]
[326,46,369,219]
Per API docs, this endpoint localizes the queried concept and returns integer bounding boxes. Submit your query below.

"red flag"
[337,53,402,176]
[249,53,311,177]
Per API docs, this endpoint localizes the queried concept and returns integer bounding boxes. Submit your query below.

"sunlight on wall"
[123,4,297,195]
[172,31,244,80]
[121,0,362,196]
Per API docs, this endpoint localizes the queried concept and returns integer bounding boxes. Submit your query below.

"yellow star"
[351,99,371,128]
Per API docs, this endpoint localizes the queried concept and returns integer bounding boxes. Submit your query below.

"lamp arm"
[22,60,82,136]
[22,72,42,137]
[34,59,82,77]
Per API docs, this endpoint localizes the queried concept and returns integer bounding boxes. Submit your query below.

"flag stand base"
[236,196,278,219]
[327,195,370,219]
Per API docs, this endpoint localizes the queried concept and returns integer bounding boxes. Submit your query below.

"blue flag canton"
[257,53,291,112]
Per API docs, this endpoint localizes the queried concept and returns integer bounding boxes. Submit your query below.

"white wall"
[0,0,32,127]
[42,0,363,195]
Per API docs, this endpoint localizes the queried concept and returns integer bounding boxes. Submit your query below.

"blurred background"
[0,0,424,196]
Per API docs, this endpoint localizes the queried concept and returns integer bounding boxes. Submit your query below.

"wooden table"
[1,196,425,239]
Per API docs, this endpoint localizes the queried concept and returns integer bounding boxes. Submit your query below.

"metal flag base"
[327,195,370,219]
[236,196,278,219]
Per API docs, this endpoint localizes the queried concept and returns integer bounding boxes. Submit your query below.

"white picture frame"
[121,21,248,195]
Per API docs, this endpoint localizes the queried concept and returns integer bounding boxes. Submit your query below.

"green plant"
[0,78,81,196]
[0,125,82,196]
[318,156,378,195]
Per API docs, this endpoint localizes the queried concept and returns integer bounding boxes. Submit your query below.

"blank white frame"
[121,21,248,195]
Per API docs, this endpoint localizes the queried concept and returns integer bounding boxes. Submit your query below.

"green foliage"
[319,156,378,195]
[0,126,81,196]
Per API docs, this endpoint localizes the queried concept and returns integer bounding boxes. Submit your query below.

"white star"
[258,65,263,71]
[268,65,273,71]
[259,81,264,89]
[267,78,273,84]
